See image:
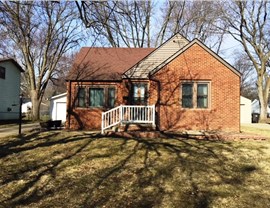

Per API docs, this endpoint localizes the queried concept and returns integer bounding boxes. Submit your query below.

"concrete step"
[118,123,155,132]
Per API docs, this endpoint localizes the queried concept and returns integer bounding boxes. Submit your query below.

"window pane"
[90,88,104,107]
[108,88,115,108]
[182,83,193,108]
[78,88,85,107]
[132,83,147,105]
[134,84,145,98]
[0,66,5,79]
[197,84,208,108]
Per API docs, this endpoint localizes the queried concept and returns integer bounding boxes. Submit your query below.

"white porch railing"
[101,105,155,134]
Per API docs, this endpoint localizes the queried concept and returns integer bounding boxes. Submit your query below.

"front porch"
[101,105,156,134]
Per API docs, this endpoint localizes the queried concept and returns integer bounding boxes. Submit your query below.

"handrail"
[101,105,155,134]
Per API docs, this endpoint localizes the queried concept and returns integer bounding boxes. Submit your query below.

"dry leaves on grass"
[0,131,270,207]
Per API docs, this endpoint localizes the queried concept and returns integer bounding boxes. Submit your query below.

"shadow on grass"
[0,131,105,206]
[80,133,259,208]
[0,131,60,158]
[0,131,263,208]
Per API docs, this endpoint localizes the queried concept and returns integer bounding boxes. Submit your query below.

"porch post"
[152,105,155,127]
[101,112,105,134]
[119,105,123,122]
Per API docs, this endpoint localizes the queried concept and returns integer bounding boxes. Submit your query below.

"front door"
[132,83,148,105]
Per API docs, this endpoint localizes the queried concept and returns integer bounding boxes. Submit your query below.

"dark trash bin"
[252,113,260,123]
[40,120,62,130]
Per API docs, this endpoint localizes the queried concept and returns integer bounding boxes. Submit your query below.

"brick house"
[66,34,241,132]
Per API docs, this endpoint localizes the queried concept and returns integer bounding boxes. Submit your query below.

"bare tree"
[155,1,226,53]
[220,1,270,122]
[76,1,226,51]
[76,1,152,48]
[233,50,257,100]
[0,1,83,120]
[48,54,75,97]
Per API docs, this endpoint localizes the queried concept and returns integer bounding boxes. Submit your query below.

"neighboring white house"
[240,96,252,124]
[251,99,270,115]
[0,58,24,120]
[22,101,32,114]
[50,93,67,122]
[21,100,49,120]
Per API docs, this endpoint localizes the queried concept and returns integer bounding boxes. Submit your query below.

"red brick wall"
[67,81,128,130]
[66,79,150,130]
[150,43,240,132]
[67,43,240,132]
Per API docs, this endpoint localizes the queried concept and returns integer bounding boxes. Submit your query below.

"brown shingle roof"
[67,47,154,81]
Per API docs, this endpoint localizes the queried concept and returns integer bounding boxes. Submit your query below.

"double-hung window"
[76,86,116,108]
[182,83,193,108]
[77,87,86,107]
[89,88,104,107]
[197,84,208,108]
[181,82,209,109]
[108,88,116,108]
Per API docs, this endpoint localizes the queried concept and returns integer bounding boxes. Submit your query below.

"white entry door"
[56,102,66,122]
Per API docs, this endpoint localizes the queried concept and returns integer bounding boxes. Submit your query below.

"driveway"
[0,122,41,138]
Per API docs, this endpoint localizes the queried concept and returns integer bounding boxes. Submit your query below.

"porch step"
[118,123,155,132]
[102,123,155,134]
[107,130,162,139]
[101,105,155,134]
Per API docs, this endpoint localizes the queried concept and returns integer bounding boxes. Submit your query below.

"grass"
[241,123,270,138]
[0,130,270,207]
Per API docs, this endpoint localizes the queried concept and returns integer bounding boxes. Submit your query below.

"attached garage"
[50,93,67,123]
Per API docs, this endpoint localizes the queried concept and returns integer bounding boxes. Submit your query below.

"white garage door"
[56,102,66,122]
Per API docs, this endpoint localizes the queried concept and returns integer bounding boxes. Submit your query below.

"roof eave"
[50,92,67,100]
[0,58,24,72]
[65,79,123,82]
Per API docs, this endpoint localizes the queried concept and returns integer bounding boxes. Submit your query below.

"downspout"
[67,80,71,129]
[239,76,241,133]
[122,73,131,105]
[123,77,133,105]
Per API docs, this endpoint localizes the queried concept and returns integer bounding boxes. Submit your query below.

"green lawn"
[0,130,270,208]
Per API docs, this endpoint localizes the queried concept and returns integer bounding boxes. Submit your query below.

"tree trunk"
[1,2,82,123]
[30,90,41,121]
[257,81,268,122]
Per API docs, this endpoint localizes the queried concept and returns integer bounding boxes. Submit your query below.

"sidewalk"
[0,122,41,138]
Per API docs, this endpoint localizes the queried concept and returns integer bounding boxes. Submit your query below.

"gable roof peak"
[171,32,189,42]
[189,39,241,77]
[123,33,190,79]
